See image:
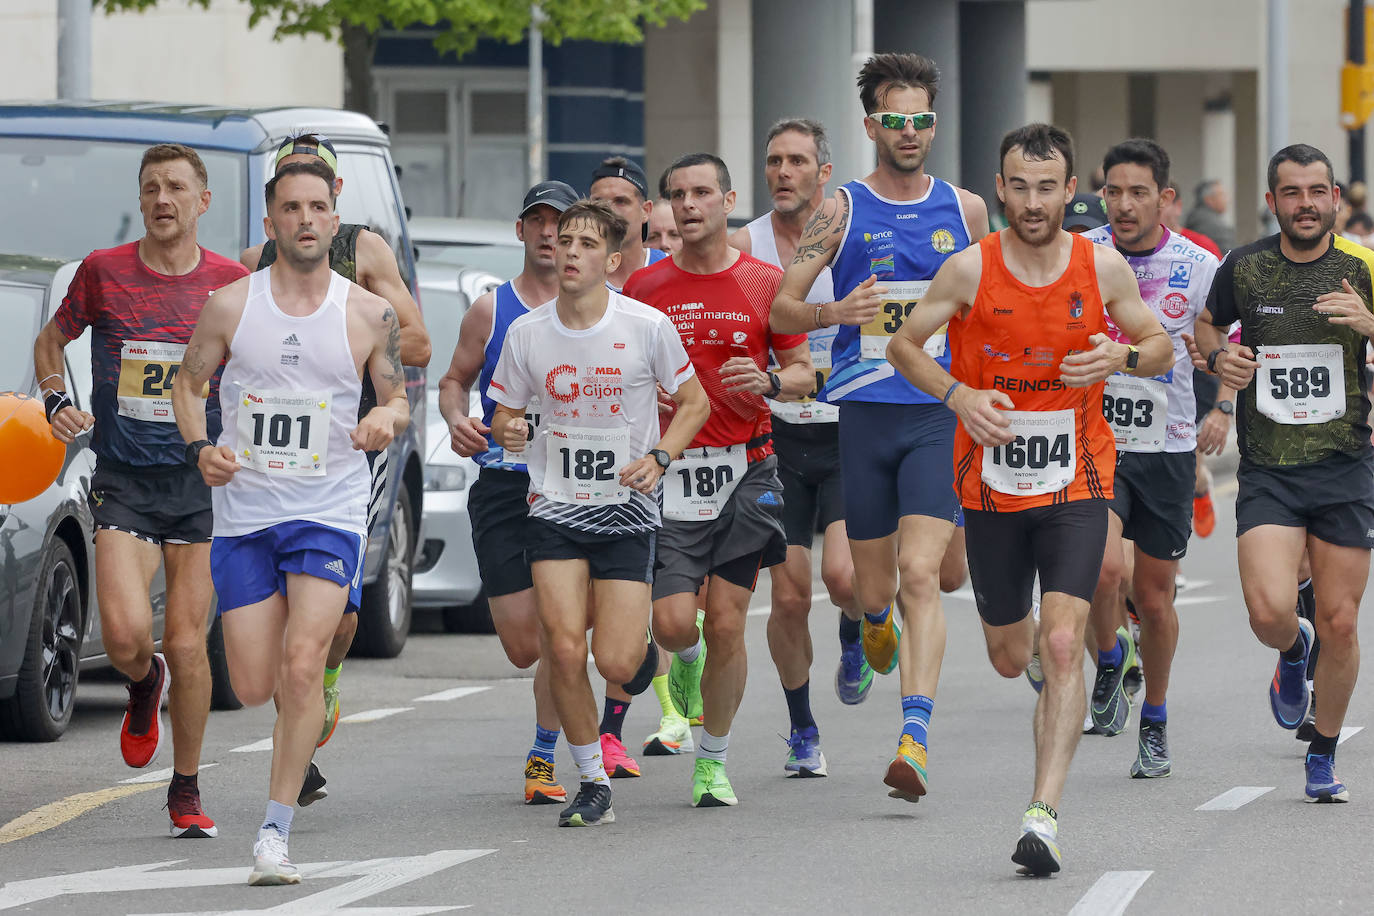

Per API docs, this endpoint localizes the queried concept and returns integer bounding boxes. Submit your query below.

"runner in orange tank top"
[884,124,1171,878]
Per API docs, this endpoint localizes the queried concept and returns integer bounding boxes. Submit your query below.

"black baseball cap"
[520,180,580,218]
[589,158,649,199]
[1064,192,1108,232]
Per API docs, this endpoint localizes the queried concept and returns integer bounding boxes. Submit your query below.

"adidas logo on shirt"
[324,558,347,579]
[282,333,302,347]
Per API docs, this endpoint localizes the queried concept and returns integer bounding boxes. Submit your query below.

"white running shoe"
[249,831,300,886]
[643,713,695,756]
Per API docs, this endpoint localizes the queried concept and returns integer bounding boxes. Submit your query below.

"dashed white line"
[413,686,493,703]
[338,706,414,723]
[1196,786,1274,811]
[229,737,274,754]
[1068,870,1153,916]
[1339,725,1363,744]
[120,763,218,785]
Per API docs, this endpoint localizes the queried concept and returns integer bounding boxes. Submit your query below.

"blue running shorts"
[212,520,366,614]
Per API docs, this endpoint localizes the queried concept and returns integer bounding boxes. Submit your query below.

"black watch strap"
[767,371,782,398]
[650,448,671,469]
[185,439,213,468]
[1216,400,1234,416]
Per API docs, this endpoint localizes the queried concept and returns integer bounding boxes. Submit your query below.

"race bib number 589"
[1255,344,1345,425]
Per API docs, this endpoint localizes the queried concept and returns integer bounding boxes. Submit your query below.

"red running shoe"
[121,652,170,768]
[1193,492,1216,538]
[167,778,218,838]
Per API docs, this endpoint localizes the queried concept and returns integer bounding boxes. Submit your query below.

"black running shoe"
[559,781,614,827]
[1296,689,1318,742]
[298,760,328,807]
[1090,632,1134,736]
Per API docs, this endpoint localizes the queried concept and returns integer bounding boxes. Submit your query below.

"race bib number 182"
[542,424,633,506]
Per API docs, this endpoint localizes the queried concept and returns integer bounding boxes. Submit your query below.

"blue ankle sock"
[1141,701,1167,724]
[529,725,559,761]
[783,681,816,731]
[901,694,933,746]
[864,605,891,626]
[839,614,861,645]
[1098,639,1124,668]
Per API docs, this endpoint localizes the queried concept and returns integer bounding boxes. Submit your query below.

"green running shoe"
[692,758,738,807]
[670,624,706,723]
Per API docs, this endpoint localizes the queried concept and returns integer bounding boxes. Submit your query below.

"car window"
[420,285,469,379]
[0,285,41,391]
[0,138,245,262]
[336,149,413,289]
[416,242,524,284]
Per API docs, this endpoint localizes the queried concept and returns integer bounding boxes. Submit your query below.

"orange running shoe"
[524,755,567,805]
[1193,491,1216,538]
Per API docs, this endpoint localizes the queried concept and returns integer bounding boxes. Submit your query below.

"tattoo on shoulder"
[792,194,848,265]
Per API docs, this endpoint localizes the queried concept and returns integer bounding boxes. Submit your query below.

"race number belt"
[1255,344,1345,425]
[663,443,747,521]
[981,409,1076,496]
[117,339,194,422]
[235,386,331,476]
[1103,374,1168,452]
[859,280,945,360]
[542,423,632,505]
[770,347,837,424]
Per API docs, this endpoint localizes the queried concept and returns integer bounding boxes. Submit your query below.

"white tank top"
[745,213,839,425]
[212,268,371,537]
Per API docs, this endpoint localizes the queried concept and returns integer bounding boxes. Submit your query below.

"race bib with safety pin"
[981,409,1076,495]
[770,347,838,424]
[1255,344,1345,425]
[117,340,199,422]
[1103,374,1168,452]
[235,387,331,476]
[860,280,945,360]
[542,424,633,505]
[664,444,747,521]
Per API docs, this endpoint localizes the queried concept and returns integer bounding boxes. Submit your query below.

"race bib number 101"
[981,409,1076,495]
[235,387,331,476]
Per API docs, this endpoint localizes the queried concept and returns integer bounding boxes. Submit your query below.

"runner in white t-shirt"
[489,200,709,827]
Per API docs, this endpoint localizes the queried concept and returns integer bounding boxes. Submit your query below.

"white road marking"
[1196,786,1274,810]
[338,707,414,724]
[0,851,495,912]
[1068,870,1153,916]
[228,738,273,754]
[120,763,218,785]
[1338,725,1363,744]
[412,686,492,703]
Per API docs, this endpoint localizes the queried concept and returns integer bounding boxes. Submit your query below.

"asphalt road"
[2,475,1372,915]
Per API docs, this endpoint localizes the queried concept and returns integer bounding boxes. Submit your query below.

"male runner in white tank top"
[172,159,409,885]
[728,119,865,778]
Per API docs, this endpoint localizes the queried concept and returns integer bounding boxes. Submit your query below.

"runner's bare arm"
[357,229,431,367]
[239,242,265,272]
[888,247,1014,447]
[620,374,709,494]
[956,188,991,242]
[33,320,94,442]
[491,404,529,453]
[771,191,849,333]
[174,280,247,484]
[727,224,753,255]
[1063,245,1171,385]
[354,296,411,451]
[437,289,495,457]
[769,342,816,401]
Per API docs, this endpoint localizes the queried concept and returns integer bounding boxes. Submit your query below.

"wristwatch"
[1216,400,1235,416]
[767,371,783,398]
[184,439,213,468]
[649,448,672,469]
[1124,345,1140,371]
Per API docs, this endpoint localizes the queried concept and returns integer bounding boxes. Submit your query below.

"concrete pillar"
[1232,69,1262,244]
[717,0,753,212]
[644,6,718,193]
[959,0,1026,206]
[1153,73,1206,200]
[874,0,960,185]
[750,0,855,215]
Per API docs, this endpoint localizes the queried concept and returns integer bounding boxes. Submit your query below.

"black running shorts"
[89,458,212,545]
[468,467,535,597]
[963,499,1109,627]
[1236,453,1374,549]
[774,419,845,547]
[1110,450,1196,561]
[527,518,656,583]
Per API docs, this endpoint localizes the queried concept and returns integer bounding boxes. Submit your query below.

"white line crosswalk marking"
[1068,870,1152,916]
[1196,786,1274,810]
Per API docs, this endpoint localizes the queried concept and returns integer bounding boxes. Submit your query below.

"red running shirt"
[624,253,806,459]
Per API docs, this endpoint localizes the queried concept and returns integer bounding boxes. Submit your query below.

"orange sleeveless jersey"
[948,232,1115,511]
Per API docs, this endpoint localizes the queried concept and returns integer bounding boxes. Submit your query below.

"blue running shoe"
[783,726,828,778]
[1025,653,1044,694]
[1304,752,1349,803]
[1270,618,1314,730]
[835,640,873,705]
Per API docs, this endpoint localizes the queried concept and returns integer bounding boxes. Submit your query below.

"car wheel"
[353,485,415,658]
[0,539,83,741]
[206,609,242,711]
[441,592,495,634]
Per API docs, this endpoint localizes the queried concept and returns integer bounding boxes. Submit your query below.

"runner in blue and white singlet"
[768,54,990,804]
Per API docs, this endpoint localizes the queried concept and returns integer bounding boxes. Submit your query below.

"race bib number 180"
[663,445,747,521]
[1255,344,1345,425]
[981,409,1076,495]
[859,280,945,360]
[235,387,331,476]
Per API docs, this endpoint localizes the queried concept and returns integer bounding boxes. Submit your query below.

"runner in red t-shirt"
[33,143,248,840]
[623,152,813,807]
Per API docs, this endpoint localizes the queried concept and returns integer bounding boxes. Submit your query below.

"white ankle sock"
[569,740,608,784]
[697,729,729,762]
[677,640,701,664]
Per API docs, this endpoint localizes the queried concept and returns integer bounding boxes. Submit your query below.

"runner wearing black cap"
[590,156,670,291]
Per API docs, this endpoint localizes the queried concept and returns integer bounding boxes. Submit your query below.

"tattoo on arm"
[379,306,403,389]
[791,194,848,265]
[181,343,207,378]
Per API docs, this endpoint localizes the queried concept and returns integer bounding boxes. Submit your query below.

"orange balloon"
[0,392,67,504]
